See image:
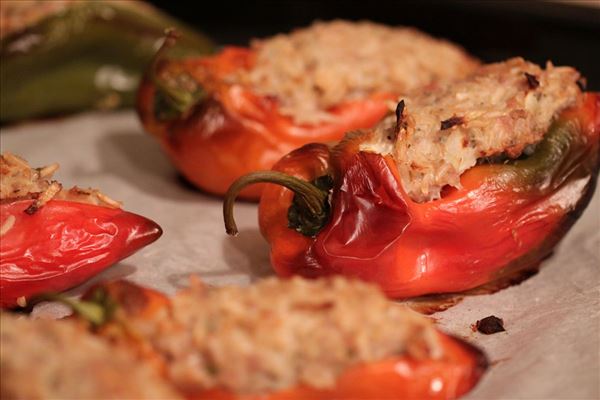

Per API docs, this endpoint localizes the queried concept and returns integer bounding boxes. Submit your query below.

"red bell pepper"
[52,279,486,400]
[224,93,600,298]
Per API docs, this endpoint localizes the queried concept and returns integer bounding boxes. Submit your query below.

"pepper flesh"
[0,1,213,122]
[257,93,600,298]
[0,200,162,308]
[137,47,394,200]
[68,280,486,400]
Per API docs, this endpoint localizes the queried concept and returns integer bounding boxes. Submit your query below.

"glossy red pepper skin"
[137,47,394,200]
[259,94,600,298]
[0,200,162,307]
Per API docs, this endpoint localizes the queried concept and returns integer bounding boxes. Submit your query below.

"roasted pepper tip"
[223,171,332,237]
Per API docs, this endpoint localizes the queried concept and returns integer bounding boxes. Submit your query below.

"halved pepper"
[137,45,394,200]
[0,200,161,308]
[224,93,600,298]
[0,154,162,308]
[52,279,486,400]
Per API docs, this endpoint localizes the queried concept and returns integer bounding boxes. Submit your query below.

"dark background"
[149,0,600,89]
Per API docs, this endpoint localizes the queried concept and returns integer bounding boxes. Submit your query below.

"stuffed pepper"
[0,153,162,308]
[0,0,213,122]
[137,20,478,199]
[19,276,486,399]
[224,58,599,298]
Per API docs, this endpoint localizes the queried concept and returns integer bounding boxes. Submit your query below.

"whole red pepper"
[224,93,599,298]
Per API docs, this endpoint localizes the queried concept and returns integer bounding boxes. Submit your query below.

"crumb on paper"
[473,315,506,335]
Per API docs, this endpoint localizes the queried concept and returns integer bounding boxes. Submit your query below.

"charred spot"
[112,283,151,315]
[262,94,280,104]
[394,99,406,136]
[24,202,38,215]
[474,315,505,334]
[576,77,587,91]
[524,72,539,89]
[294,301,335,311]
[440,116,464,130]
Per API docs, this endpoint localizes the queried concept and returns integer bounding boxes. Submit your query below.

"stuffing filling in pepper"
[0,152,120,211]
[360,57,582,202]
[228,20,478,124]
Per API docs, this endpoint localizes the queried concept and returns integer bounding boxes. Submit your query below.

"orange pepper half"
[137,45,394,200]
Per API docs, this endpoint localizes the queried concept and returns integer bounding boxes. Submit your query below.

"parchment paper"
[2,111,599,399]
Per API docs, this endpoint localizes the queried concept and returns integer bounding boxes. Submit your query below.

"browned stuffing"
[361,58,582,202]
[0,313,181,400]
[127,276,441,394]
[0,152,121,209]
[440,115,465,130]
[229,20,478,124]
[524,72,540,89]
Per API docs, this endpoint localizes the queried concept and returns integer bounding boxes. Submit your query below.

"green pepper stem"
[223,171,328,236]
[35,292,108,327]
[150,29,199,115]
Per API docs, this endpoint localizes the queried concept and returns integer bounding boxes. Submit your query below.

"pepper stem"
[223,171,330,236]
[34,290,114,327]
[151,29,203,119]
